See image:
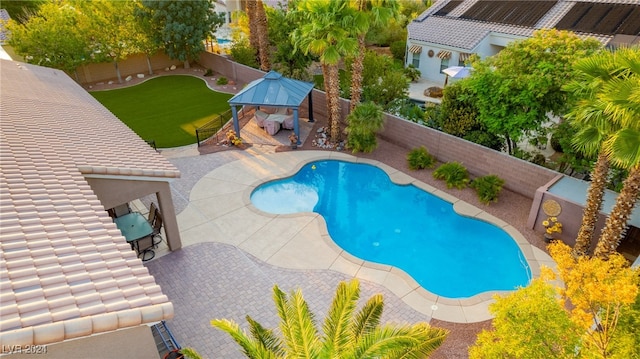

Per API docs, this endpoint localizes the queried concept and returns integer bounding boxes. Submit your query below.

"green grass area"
[91,75,233,148]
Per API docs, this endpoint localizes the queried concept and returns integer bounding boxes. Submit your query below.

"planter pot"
[544,233,554,243]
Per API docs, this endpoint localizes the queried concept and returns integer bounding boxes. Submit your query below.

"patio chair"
[148,202,157,226]
[112,203,131,218]
[151,210,163,248]
[135,235,156,261]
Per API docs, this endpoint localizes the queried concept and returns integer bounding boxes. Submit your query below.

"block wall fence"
[79,51,560,199]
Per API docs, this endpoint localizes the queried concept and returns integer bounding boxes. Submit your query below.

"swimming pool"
[251,160,531,298]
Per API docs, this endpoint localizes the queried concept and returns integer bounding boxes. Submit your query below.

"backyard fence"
[195,109,233,146]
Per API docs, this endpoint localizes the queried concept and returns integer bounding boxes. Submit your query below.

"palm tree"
[567,47,640,259]
[348,0,398,112]
[564,50,621,257]
[212,280,448,358]
[591,47,640,259]
[292,0,359,142]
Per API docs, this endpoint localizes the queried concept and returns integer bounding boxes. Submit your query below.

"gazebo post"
[231,105,240,137]
[293,108,300,145]
[307,92,314,123]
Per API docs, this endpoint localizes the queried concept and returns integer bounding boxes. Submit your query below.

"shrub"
[403,64,421,82]
[390,40,406,61]
[471,175,505,205]
[204,68,213,76]
[433,162,469,189]
[345,102,384,153]
[229,40,258,68]
[407,146,436,170]
[216,77,228,85]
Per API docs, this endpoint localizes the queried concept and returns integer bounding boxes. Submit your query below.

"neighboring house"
[0,9,10,45]
[407,0,640,84]
[0,59,183,358]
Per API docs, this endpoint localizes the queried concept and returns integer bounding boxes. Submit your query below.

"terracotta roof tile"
[1,59,174,347]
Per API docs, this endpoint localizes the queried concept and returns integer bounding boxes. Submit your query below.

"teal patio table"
[114,212,153,255]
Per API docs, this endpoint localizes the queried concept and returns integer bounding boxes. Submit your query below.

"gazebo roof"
[228,70,314,107]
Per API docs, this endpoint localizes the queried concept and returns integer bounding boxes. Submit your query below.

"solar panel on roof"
[460,1,558,27]
[556,3,640,36]
[434,0,463,16]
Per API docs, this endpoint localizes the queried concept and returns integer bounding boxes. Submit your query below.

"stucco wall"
[76,52,182,84]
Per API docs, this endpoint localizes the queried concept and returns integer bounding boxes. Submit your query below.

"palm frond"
[350,294,384,342]
[352,324,448,359]
[604,128,640,169]
[246,315,285,357]
[211,318,264,358]
[288,288,321,358]
[572,125,607,156]
[320,280,360,357]
[273,285,300,355]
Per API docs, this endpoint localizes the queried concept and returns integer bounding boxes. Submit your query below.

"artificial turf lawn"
[90,75,233,148]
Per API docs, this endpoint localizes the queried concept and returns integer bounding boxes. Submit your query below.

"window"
[458,58,465,67]
[440,58,450,72]
[412,53,420,68]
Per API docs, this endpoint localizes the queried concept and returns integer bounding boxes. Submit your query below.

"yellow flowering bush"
[226,130,242,146]
[542,216,562,235]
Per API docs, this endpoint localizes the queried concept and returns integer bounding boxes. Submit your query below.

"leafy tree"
[345,102,385,153]
[131,1,163,75]
[6,1,90,78]
[470,279,582,359]
[357,50,409,109]
[467,29,601,154]
[212,280,448,358]
[78,0,139,83]
[137,0,224,69]
[292,0,359,141]
[470,242,640,358]
[549,242,640,357]
[265,2,314,80]
[438,82,503,151]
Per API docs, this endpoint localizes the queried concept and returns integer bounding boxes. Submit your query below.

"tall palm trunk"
[322,63,333,137]
[573,151,610,257]
[349,34,365,112]
[326,63,341,141]
[594,166,640,259]
[246,1,259,53]
[256,0,270,71]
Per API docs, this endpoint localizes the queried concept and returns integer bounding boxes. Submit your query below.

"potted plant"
[542,216,562,243]
[289,132,298,149]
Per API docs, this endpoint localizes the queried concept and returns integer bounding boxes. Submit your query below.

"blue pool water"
[251,160,531,298]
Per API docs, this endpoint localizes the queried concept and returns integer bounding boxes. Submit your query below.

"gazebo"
[228,70,314,144]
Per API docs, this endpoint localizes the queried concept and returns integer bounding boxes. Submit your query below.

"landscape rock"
[165,67,170,71]
[125,75,133,82]
[108,81,114,85]
[137,74,145,79]
[170,65,177,70]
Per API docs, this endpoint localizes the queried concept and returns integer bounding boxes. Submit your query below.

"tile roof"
[408,0,625,50]
[0,60,176,347]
